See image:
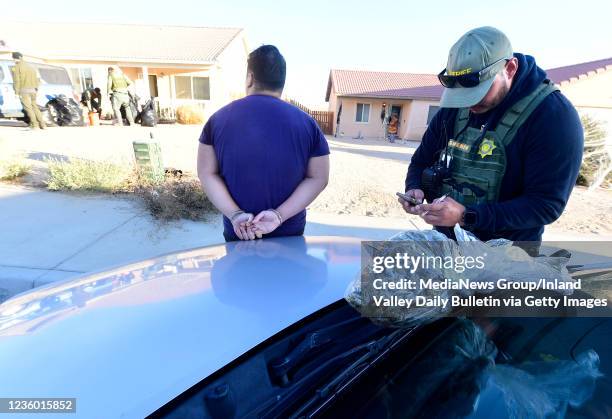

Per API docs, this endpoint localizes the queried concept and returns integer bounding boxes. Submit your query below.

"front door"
[148,75,159,98]
[390,105,402,121]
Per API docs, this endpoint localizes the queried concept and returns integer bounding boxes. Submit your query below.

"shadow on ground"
[27,151,70,162]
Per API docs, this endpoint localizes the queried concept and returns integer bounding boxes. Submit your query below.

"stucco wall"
[559,69,612,144]
[559,69,612,109]
[404,100,440,140]
[335,98,384,139]
[210,33,249,120]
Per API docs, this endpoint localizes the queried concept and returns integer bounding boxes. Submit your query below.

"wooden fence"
[288,99,334,135]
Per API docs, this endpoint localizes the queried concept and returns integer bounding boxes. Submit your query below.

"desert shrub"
[0,157,31,180]
[45,158,132,193]
[577,114,610,187]
[176,104,205,125]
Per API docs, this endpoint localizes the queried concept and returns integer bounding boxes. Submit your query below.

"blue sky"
[6,0,612,106]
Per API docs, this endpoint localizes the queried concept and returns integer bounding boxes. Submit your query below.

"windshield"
[36,66,72,85]
[313,317,612,419]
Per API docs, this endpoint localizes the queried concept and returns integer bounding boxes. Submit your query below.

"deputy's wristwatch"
[462,208,478,228]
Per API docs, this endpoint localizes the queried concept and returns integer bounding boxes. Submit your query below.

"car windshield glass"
[37,66,71,85]
[306,317,612,419]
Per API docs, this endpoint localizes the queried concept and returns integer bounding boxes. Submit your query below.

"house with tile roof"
[326,69,443,140]
[327,57,612,141]
[547,57,612,132]
[0,21,249,119]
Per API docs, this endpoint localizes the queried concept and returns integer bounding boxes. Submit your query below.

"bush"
[136,173,217,221]
[176,104,205,125]
[0,157,31,181]
[45,158,132,193]
[577,115,610,187]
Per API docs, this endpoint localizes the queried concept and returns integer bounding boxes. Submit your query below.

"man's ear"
[505,57,519,80]
[246,71,254,88]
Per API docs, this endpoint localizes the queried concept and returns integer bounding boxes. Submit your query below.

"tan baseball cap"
[439,26,513,108]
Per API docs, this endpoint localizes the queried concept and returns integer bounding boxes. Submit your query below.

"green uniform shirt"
[107,72,132,93]
[11,61,39,93]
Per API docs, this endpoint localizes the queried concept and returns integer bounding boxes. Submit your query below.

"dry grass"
[45,158,132,193]
[0,156,31,181]
[176,104,205,125]
[135,172,217,221]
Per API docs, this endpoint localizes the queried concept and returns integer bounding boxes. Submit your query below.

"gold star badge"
[478,139,497,158]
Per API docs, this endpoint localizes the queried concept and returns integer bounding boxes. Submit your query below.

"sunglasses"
[438,57,509,88]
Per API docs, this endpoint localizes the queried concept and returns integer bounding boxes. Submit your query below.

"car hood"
[0,236,362,419]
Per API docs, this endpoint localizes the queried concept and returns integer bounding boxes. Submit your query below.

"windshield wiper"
[268,316,379,386]
[258,327,416,419]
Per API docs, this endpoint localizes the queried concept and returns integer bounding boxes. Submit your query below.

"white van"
[0,60,77,122]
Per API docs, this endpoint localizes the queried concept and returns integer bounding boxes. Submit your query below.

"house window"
[427,105,440,125]
[355,103,370,123]
[174,76,211,100]
[175,76,192,99]
[193,77,210,100]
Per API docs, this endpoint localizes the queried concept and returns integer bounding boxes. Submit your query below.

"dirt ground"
[1,125,611,237]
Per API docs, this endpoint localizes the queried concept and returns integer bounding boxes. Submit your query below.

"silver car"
[0,236,610,418]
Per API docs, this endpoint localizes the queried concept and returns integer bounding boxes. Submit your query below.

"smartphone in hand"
[396,192,421,206]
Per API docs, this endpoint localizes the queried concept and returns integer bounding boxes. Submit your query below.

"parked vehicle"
[0,236,610,418]
[0,60,84,126]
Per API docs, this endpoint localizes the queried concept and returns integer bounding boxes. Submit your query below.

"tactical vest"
[109,73,130,92]
[440,81,559,206]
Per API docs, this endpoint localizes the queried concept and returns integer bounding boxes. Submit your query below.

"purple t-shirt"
[199,95,330,240]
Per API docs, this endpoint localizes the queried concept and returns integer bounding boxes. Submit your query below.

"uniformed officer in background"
[107,66,134,126]
[11,52,46,130]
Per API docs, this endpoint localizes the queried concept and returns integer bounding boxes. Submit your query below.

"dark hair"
[247,45,286,91]
[12,52,23,60]
[108,66,114,71]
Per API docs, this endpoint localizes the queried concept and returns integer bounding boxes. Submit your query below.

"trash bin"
[132,136,164,183]
[88,112,100,126]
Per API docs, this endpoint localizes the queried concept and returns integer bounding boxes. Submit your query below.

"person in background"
[107,67,134,126]
[11,52,46,130]
[197,45,330,241]
[81,87,102,118]
[387,112,399,143]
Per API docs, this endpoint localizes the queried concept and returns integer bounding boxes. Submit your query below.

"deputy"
[107,67,134,126]
[400,27,583,244]
[11,52,46,130]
